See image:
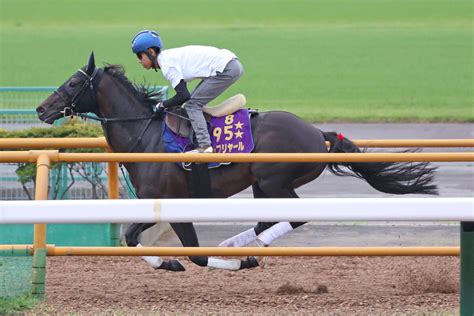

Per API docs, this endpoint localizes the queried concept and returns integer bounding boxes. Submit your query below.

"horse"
[36,52,438,271]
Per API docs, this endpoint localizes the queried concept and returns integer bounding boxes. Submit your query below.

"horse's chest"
[131,163,187,197]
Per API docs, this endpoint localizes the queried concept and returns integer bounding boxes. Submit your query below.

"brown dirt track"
[30,255,459,315]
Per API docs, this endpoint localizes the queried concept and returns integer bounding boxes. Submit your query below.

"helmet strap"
[145,51,159,72]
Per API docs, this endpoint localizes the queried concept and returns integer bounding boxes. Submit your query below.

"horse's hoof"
[239,256,260,270]
[157,259,186,272]
[169,259,186,271]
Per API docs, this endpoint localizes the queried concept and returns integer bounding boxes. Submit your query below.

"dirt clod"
[314,284,329,294]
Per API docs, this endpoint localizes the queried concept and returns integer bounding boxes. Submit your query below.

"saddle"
[164,94,246,137]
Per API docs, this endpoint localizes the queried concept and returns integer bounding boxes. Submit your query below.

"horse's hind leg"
[218,184,275,247]
[252,184,305,246]
[250,186,306,267]
[125,223,185,272]
[218,184,306,247]
[254,188,306,246]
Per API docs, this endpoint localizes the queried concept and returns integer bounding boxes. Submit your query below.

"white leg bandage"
[257,222,293,246]
[207,257,241,270]
[137,243,163,269]
[218,228,257,247]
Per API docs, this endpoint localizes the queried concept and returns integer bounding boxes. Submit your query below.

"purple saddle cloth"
[163,109,255,170]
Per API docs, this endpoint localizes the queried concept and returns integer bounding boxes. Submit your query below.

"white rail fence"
[1,197,473,224]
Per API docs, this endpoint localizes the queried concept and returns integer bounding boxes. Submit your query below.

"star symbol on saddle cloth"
[234,121,244,130]
[235,130,244,139]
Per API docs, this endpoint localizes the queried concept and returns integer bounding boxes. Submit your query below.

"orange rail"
[0,245,460,257]
[0,137,473,149]
[0,150,473,163]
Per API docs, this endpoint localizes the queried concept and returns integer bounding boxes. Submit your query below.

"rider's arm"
[162,80,191,108]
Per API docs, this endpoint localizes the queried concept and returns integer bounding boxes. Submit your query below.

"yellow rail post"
[31,153,51,299]
[107,148,121,246]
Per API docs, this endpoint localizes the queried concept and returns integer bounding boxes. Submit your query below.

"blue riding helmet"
[131,30,163,54]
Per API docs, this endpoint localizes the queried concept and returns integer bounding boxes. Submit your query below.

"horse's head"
[37,52,103,124]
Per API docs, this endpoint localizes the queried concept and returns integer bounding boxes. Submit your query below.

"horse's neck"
[97,77,162,153]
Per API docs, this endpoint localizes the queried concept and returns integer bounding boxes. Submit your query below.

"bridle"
[53,66,160,153]
[53,66,185,123]
[54,68,103,119]
[53,66,189,153]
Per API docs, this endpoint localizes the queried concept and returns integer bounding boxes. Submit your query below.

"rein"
[67,108,190,154]
[66,110,158,123]
[66,107,190,124]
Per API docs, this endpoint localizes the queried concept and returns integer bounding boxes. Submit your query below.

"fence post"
[32,154,51,299]
[107,159,121,246]
[460,222,474,315]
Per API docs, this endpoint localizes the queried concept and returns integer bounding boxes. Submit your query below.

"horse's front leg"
[125,223,185,271]
[171,223,258,270]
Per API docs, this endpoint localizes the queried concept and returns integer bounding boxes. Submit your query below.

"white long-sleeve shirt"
[157,45,236,88]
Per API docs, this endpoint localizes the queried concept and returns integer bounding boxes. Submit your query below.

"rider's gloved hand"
[153,102,165,113]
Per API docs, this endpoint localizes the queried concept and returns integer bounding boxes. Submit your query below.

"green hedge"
[0,120,106,194]
[0,119,104,144]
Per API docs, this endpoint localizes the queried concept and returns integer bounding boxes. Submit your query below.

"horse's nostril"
[37,107,45,114]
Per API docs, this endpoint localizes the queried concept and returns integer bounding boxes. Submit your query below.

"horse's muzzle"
[36,106,61,124]
[36,106,45,114]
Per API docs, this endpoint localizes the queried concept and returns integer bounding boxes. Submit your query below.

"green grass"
[0,294,37,314]
[0,0,472,122]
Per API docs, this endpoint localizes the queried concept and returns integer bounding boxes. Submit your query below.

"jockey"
[131,29,244,153]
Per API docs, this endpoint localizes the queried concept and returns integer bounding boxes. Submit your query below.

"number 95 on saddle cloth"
[163,109,255,170]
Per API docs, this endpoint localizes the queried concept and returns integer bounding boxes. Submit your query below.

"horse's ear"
[86,51,95,75]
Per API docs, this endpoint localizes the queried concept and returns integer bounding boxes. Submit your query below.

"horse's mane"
[103,64,165,109]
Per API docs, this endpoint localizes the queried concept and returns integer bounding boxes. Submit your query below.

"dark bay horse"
[36,53,437,271]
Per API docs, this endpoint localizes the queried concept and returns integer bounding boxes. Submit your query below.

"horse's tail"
[322,132,438,195]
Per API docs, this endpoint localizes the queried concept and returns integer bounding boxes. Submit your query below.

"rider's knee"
[184,100,205,111]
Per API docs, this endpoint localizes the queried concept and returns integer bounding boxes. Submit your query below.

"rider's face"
[137,49,157,70]
[137,52,153,69]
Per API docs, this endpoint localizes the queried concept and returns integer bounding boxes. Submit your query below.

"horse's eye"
[68,81,77,88]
